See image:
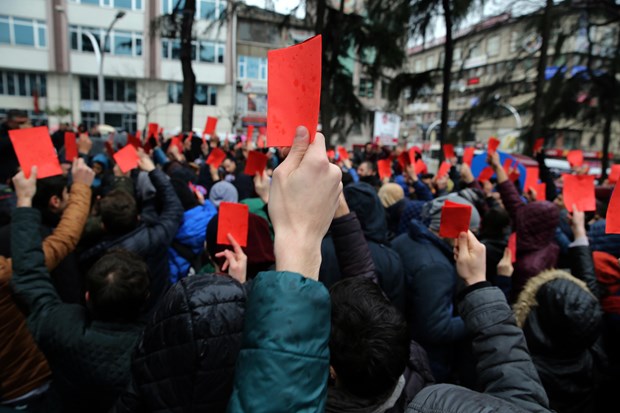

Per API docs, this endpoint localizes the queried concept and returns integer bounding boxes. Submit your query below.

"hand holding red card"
[206,147,226,168]
[606,184,620,234]
[204,117,218,136]
[377,159,392,180]
[337,146,349,161]
[443,144,455,160]
[244,151,268,176]
[247,125,254,141]
[567,150,584,168]
[64,131,78,162]
[217,202,249,247]
[113,144,139,174]
[267,35,322,147]
[397,151,410,170]
[414,158,427,175]
[563,174,595,211]
[524,166,539,192]
[462,147,475,166]
[437,161,451,179]
[147,123,159,139]
[478,166,494,182]
[533,138,544,153]
[9,126,62,179]
[487,137,500,155]
[439,199,472,238]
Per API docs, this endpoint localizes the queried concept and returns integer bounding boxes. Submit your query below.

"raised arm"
[489,152,524,224]
[568,207,601,298]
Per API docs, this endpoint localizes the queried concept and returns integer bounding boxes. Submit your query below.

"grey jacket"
[407,286,552,413]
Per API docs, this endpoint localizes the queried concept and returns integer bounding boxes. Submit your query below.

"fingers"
[227,233,244,256]
[282,126,310,172]
[502,247,511,261]
[467,230,480,252]
[29,166,38,180]
[457,232,469,258]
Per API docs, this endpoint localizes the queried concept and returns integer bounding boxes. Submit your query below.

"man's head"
[421,194,481,241]
[32,176,69,214]
[222,157,237,174]
[357,161,376,178]
[99,190,139,235]
[4,109,29,130]
[329,277,409,399]
[85,250,150,322]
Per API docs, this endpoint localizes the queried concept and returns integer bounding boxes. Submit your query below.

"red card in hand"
[147,123,159,139]
[443,144,455,160]
[9,126,62,179]
[64,131,78,162]
[487,137,500,155]
[508,232,517,263]
[206,147,226,168]
[217,202,249,247]
[267,34,322,147]
[397,151,410,170]
[533,138,544,153]
[567,150,584,167]
[127,133,142,149]
[439,199,472,238]
[606,184,620,234]
[244,151,268,176]
[170,136,184,153]
[204,117,218,136]
[377,159,392,180]
[562,174,595,211]
[462,147,475,166]
[524,166,539,192]
[337,146,349,161]
[437,161,451,179]
[247,125,254,140]
[535,182,546,201]
[609,164,620,183]
[414,158,426,175]
[113,144,139,174]
[478,166,494,182]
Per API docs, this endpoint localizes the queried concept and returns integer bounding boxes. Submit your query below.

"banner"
[373,111,401,146]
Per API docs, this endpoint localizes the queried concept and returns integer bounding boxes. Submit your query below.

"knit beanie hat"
[421,194,481,233]
[209,181,238,207]
[378,183,405,208]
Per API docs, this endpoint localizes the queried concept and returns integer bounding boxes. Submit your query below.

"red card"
[327,149,335,160]
[439,199,472,238]
[244,151,268,176]
[267,34,322,147]
[478,166,494,182]
[503,158,513,174]
[170,136,183,153]
[147,123,159,139]
[64,131,78,162]
[508,232,517,263]
[247,125,254,140]
[377,159,392,180]
[204,117,218,136]
[535,182,546,201]
[609,164,620,183]
[217,202,249,247]
[414,158,427,175]
[127,133,142,149]
[524,166,539,192]
[533,138,544,153]
[258,126,266,136]
[437,161,451,179]
[113,144,139,174]
[206,147,226,168]
[136,130,141,140]
[567,150,584,168]
[462,147,475,166]
[397,151,410,170]
[410,146,422,156]
[487,137,500,155]
[562,174,595,211]
[9,126,62,179]
[443,144,455,160]
[606,184,620,234]
[337,146,349,161]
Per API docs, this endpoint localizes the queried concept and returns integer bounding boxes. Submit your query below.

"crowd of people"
[0,107,619,413]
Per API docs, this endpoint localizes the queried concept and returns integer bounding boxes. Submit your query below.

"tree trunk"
[440,0,453,161]
[530,0,553,152]
[180,0,196,132]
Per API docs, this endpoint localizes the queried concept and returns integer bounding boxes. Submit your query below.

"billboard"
[373,111,401,146]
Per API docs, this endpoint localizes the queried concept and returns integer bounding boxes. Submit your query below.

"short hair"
[7,109,28,119]
[99,190,138,235]
[329,277,409,398]
[360,160,376,173]
[86,250,150,322]
[32,176,68,212]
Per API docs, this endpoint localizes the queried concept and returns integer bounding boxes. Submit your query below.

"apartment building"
[0,0,234,134]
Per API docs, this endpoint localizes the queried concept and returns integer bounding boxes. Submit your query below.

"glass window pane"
[17,73,27,96]
[82,0,100,4]
[116,80,125,102]
[199,41,214,62]
[217,45,224,63]
[14,19,35,46]
[29,74,37,96]
[195,84,207,104]
[200,0,216,19]
[39,74,46,97]
[6,72,15,95]
[161,39,169,58]
[210,87,217,105]
[135,0,142,10]
[126,80,136,101]
[81,30,99,52]
[246,57,259,79]
[38,26,46,47]
[0,72,4,94]
[113,31,132,55]
[115,0,132,9]
[191,41,197,61]
[171,39,181,59]
[105,78,114,101]
[135,36,142,56]
[0,19,10,44]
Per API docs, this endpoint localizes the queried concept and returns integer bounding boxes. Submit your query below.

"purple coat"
[497,181,560,301]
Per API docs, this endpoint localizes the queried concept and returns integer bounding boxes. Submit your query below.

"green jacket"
[10,208,143,413]
[227,271,331,413]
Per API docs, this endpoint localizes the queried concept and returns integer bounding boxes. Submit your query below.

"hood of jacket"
[175,202,217,251]
[516,201,559,253]
[513,269,602,356]
[406,219,454,262]
[344,182,389,244]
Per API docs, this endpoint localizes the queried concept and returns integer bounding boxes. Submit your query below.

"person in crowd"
[79,149,184,316]
[588,198,620,258]
[209,181,239,208]
[0,109,29,184]
[10,166,150,413]
[392,194,480,384]
[478,207,512,289]
[357,160,381,188]
[90,153,115,198]
[221,157,254,201]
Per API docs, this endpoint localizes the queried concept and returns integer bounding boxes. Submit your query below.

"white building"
[0,0,234,135]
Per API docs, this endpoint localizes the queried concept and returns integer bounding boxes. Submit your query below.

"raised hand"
[254,170,270,204]
[71,158,95,187]
[137,148,155,172]
[215,233,247,284]
[13,167,38,207]
[497,247,514,277]
[453,231,487,286]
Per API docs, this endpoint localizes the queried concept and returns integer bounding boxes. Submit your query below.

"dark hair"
[360,160,377,173]
[171,178,198,211]
[329,277,409,398]
[480,208,511,239]
[85,249,150,322]
[7,109,28,119]
[99,190,139,235]
[32,176,68,212]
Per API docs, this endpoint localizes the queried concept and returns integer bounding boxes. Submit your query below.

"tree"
[134,82,170,128]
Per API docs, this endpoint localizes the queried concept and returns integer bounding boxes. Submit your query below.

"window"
[453,47,462,61]
[71,0,143,10]
[71,26,141,56]
[426,55,435,70]
[510,31,519,53]
[162,0,185,14]
[414,59,423,72]
[80,76,136,102]
[0,71,46,97]
[0,16,47,48]
[198,0,226,20]
[358,78,374,98]
[168,82,217,105]
[487,35,500,57]
[470,43,483,57]
[237,56,267,80]
[162,38,224,63]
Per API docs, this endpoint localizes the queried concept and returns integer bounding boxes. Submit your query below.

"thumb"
[283,126,310,171]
